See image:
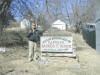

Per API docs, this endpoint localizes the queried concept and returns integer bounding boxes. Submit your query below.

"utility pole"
[35,1,39,29]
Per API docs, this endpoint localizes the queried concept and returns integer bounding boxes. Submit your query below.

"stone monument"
[40,30,76,57]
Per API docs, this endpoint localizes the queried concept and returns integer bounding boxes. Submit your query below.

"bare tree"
[0,0,13,46]
[68,0,96,33]
[0,0,12,32]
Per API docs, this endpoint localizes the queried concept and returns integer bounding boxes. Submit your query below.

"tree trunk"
[0,0,12,46]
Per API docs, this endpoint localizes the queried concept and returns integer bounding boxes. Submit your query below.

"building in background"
[95,1,100,52]
[20,19,30,29]
[51,20,66,30]
[82,23,96,49]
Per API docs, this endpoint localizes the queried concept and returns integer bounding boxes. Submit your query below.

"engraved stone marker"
[0,48,6,52]
[41,36,76,57]
[41,36,72,52]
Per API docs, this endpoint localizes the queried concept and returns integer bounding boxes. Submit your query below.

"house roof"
[52,20,66,25]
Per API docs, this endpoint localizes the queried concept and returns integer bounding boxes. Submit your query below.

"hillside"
[0,28,100,75]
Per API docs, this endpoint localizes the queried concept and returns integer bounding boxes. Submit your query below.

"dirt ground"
[0,29,100,75]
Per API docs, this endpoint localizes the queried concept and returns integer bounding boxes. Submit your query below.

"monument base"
[41,31,77,58]
[42,50,76,57]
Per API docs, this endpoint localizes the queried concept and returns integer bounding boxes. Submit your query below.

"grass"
[0,28,28,47]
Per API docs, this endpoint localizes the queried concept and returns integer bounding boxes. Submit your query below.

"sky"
[9,0,44,20]
[9,0,87,21]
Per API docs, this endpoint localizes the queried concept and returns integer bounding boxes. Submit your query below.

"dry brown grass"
[0,28,100,75]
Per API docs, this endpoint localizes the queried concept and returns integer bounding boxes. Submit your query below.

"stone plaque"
[0,48,6,52]
[41,36,73,52]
